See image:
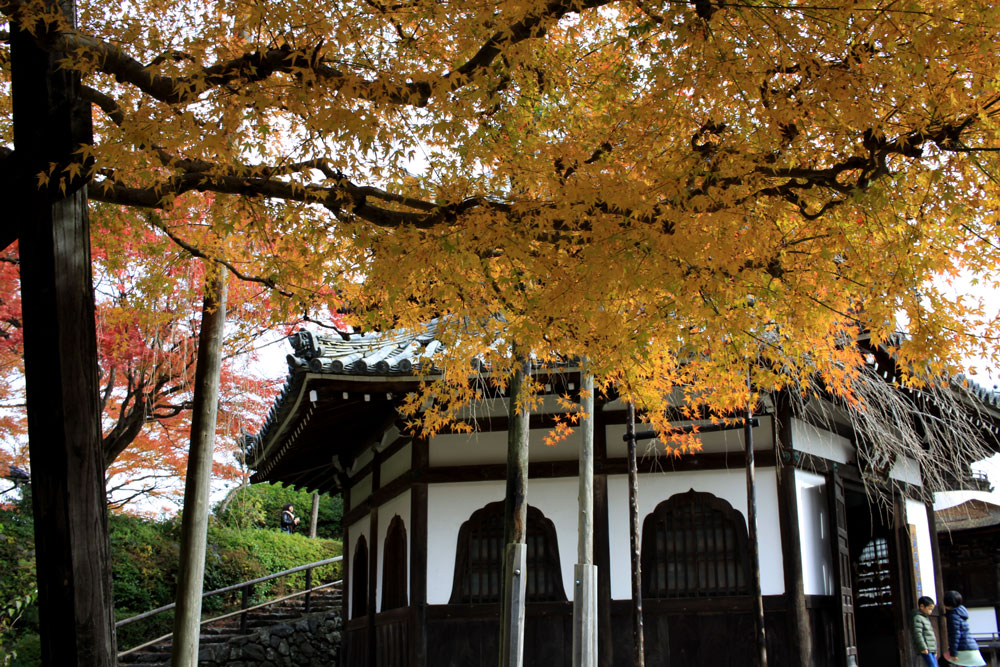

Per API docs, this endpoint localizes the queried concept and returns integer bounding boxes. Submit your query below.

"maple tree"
[1,0,998,424]
[3,2,1000,663]
[0,203,286,511]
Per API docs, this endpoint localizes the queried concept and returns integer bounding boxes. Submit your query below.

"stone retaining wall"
[197,611,342,666]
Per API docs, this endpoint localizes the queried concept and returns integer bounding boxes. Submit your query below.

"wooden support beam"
[775,397,811,666]
[410,437,429,667]
[625,403,645,667]
[500,354,530,667]
[11,4,115,663]
[744,403,768,667]
[926,500,949,653]
[573,371,597,667]
[172,267,227,667]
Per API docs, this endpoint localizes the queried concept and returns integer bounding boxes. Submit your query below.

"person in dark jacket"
[280,504,300,533]
[912,596,939,666]
[943,590,986,666]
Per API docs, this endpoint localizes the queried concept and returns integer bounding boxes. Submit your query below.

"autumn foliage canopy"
[2,0,999,440]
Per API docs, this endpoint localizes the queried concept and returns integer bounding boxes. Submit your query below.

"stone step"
[121,583,343,666]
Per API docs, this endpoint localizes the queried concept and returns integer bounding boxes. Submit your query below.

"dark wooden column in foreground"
[775,397,811,666]
[10,1,115,663]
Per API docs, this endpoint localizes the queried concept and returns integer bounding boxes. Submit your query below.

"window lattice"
[381,516,408,611]
[641,490,751,598]
[352,536,369,617]
[855,537,892,609]
[450,502,566,604]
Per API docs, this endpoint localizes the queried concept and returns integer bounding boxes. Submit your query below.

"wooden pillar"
[172,267,228,666]
[624,403,645,667]
[11,3,115,663]
[574,371,598,667]
[775,398,811,666]
[593,401,615,667]
[891,491,917,667]
[744,405,768,667]
[342,483,352,625]
[309,493,320,538]
[926,500,948,654]
[368,455,381,667]
[410,437,429,667]
[500,354,531,667]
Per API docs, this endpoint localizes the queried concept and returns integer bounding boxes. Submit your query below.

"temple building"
[243,325,1000,667]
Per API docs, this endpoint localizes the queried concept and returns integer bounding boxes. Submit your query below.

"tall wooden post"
[500,353,531,667]
[573,371,597,667]
[309,493,321,538]
[172,266,227,666]
[744,403,768,667]
[624,403,645,667]
[775,396,811,666]
[926,500,948,653]
[11,2,115,663]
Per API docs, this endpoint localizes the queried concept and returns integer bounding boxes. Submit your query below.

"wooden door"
[829,472,859,666]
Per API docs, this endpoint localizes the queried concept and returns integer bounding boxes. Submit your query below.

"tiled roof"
[243,322,447,468]
[285,320,444,375]
[935,499,1000,531]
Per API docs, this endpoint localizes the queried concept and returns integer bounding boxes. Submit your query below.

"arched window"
[381,516,408,611]
[855,537,891,608]
[641,489,751,598]
[352,535,369,617]
[450,502,566,604]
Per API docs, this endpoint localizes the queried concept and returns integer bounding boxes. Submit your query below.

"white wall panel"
[606,468,784,598]
[425,478,580,604]
[905,498,936,601]
[375,491,411,612]
[380,443,412,487]
[346,517,370,620]
[968,607,998,635]
[429,429,579,467]
[605,417,774,458]
[796,470,834,596]
[791,418,854,464]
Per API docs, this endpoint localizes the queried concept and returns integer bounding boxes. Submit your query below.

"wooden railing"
[115,555,343,661]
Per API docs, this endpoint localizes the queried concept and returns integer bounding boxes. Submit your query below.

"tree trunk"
[171,266,228,666]
[11,1,115,663]
[744,403,768,667]
[625,403,645,667]
[573,370,597,667]
[310,493,320,538]
[499,352,530,667]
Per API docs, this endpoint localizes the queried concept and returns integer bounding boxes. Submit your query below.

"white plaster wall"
[791,418,854,464]
[381,443,412,487]
[795,470,834,596]
[967,608,999,635]
[905,499,936,601]
[346,517,370,620]
[605,417,774,458]
[425,478,580,604]
[456,394,582,420]
[350,474,372,510]
[891,457,923,487]
[430,428,579,466]
[607,468,784,598]
[376,491,411,613]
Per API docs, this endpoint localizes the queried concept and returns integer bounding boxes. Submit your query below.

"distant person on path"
[912,595,939,666]
[280,504,301,534]
[943,590,987,666]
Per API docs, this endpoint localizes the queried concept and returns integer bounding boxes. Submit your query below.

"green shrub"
[214,483,343,538]
[4,632,39,667]
[0,492,343,657]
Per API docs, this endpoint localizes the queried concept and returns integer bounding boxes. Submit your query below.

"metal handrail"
[117,579,342,659]
[116,555,343,628]
[115,555,343,660]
